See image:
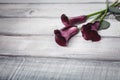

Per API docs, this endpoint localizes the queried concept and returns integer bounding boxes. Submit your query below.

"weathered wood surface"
[0,36,120,60]
[1,56,120,80]
[0,18,119,37]
[0,0,116,3]
[0,4,112,18]
[0,0,120,80]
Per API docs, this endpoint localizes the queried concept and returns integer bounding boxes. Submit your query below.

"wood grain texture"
[0,1,119,60]
[0,36,120,60]
[0,0,115,3]
[0,3,119,37]
[0,18,119,37]
[0,0,120,80]
[0,4,109,18]
[0,56,120,80]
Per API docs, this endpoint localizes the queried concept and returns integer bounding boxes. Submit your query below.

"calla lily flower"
[54,26,79,46]
[61,14,87,26]
[81,21,101,41]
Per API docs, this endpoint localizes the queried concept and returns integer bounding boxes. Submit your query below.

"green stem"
[91,13,103,23]
[99,11,107,22]
[107,0,109,8]
[87,10,105,18]
[78,1,120,30]
[114,2,120,6]
[99,0,109,22]
[87,1,119,18]
[98,1,120,22]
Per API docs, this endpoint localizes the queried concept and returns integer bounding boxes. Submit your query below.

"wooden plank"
[0,56,23,80]
[0,18,119,37]
[0,36,120,60]
[0,0,115,3]
[0,56,120,80]
[0,1,119,80]
[0,4,114,17]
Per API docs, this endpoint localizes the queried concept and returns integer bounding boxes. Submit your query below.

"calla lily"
[81,21,101,41]
[61,14,87,26]
[54,26,79,46]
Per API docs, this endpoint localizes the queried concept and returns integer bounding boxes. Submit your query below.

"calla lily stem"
[78,1,120,30]
[92,1,120,22]
[87,10,105,18]
[91,13,103,23]
[99,0,109,22]
[87,1,120,18]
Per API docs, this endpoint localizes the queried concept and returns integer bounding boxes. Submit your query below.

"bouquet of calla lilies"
[54,0,120,46]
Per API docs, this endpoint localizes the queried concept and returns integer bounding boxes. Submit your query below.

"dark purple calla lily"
[54,26,79,46]
[81,21,101,41]
[61,14,87,27]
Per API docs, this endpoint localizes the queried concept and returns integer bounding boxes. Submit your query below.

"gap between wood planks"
[0,33,120,38]
[1,54,120,62]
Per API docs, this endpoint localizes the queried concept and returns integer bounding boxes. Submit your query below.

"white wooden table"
[0,0,120,80]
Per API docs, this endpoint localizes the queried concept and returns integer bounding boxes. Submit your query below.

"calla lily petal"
[81,21,101,41]
[61,14,87,26]
[54,26,79,46]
